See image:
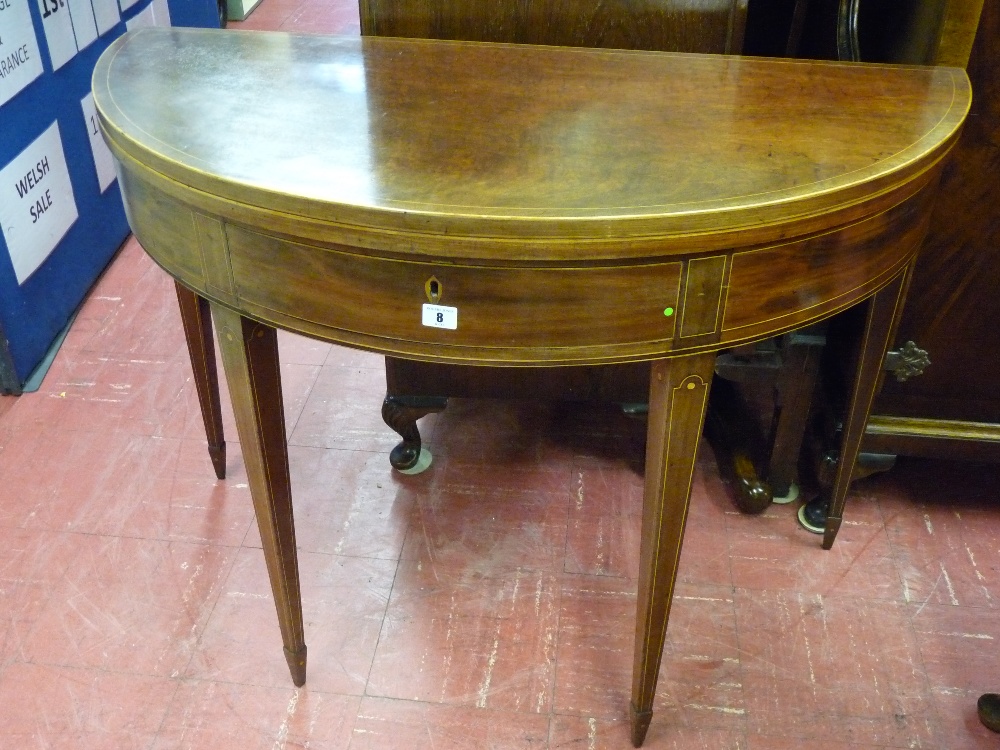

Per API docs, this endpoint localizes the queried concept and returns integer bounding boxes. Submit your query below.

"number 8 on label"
[422,303,458,330]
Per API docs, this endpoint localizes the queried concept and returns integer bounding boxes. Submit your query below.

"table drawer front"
[723,190,931,336]
[226,226,682,350]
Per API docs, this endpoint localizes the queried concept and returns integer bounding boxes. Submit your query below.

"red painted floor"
[2,5,1000,748]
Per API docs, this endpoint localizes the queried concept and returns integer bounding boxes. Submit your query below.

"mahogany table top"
[94,29,969,257]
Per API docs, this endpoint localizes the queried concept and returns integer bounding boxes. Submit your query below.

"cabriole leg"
[381,394,447,472]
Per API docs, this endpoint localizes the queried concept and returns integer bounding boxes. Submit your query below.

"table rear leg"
[175,282,226,479]
[631,353,716,746]
[822,267,911,549]
[212,303,307,686]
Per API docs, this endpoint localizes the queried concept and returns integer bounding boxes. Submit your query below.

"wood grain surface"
[96,29,967,249]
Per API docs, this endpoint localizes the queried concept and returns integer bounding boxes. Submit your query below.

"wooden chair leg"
[212,303,307,685]
[631,353,716,746]
[703,377,773,514]
[768,327,826,497]
[175,282,226,479]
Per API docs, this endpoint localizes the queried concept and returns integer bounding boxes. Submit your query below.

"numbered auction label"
[0,0,45,107]
[0,122,79,284]
[81,91,116,192]
[37,0,77,70]
[422,303,458,330]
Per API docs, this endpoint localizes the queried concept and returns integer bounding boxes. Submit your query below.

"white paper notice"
[80,92,116,192]
[0,122,79,284]
[90,0,119,35]
[421,304,458,330]
[67,0,98,50]
[0,0,45,107]
[124,2,154,29]
[150,0,170,25]
[37,0,77,70]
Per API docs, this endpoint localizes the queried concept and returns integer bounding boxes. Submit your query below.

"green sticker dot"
[663,307,674,317]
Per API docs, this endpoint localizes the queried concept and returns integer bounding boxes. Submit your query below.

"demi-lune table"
[93,28,969,745]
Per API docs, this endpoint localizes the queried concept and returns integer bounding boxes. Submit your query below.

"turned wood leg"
[822,268,911,549]
[768,327,825,497]
[631,353,716,747]
[175,282,226,479]
[381,394,447,471]
[211,304,307,686]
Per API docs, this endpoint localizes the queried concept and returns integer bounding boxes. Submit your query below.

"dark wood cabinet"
[861,0,1000,463]
[359,0,748,54]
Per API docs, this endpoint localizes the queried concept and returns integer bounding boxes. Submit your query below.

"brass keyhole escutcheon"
[425,276,442,303]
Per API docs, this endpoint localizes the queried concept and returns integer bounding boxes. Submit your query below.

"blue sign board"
[0,0,219,392]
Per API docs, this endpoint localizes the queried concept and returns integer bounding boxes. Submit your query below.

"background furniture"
[860,0,999,464]
[743,0,997,502]
[359,0,749,52]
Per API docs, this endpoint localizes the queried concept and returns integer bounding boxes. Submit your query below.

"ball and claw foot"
[979,693,1000,733]
[797,496,827,534]
[284,645,307,687]
[389,443,433,475]
[382,395,445,475]
[629,702,653,747]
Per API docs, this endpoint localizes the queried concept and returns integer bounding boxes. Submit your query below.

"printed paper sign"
[37,0,77,70]
[81,91,116,192]
[90,0,119,35]
[66,0,98,50]
[0,122,79,284]
[35,0,120,70]
[124,1,154,29]
[0,0,45,106]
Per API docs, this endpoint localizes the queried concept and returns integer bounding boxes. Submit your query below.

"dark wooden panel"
[865,415,1000,462]
[385,357,650,402]
[359,0,748,54]
[871,1,1000,428]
